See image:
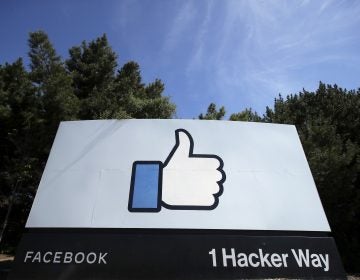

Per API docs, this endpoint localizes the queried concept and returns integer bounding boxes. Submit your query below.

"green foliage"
[229,108,261,122]
[0,30,175,251]
[66,36,175,119]
[28,31,79,144]
[28,31,61,84]
[199,103,225,120]
[113,62,175,119]
[66,34,117,99]
[0,59,42,247]
[66,34,117,119]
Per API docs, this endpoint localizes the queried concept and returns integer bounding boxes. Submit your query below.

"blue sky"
[1,0,360,118]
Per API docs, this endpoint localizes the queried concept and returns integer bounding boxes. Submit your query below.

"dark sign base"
[9,228,346,279]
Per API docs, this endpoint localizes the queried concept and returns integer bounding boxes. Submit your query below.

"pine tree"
[113,61,175,119]
[0,59,40,247]
[67,36,175,119]
[28,31,79,142]
[66,34,117,119]
[229,108,261,122]
[199,103,225,120]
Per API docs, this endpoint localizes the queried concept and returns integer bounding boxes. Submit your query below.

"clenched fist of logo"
[128,129,225,212]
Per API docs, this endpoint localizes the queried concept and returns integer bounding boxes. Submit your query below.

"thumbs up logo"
[128,129,225,212]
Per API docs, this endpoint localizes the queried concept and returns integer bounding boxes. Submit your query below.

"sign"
[9,120,346,279]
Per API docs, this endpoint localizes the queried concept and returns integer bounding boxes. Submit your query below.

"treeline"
[0,31,359,271]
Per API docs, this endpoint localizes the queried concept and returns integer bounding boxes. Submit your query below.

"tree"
[113,61,175,119]
[229,108,262,122]
[66,36,175,119]
[199,103,225,120]
[0,59,40,247]
[66,34,117,99]
[28,31,79,147]
[66,34,117,119]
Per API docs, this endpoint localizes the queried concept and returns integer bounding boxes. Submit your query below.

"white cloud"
[186,0,214,75]
[206,0,360,111]
[162,1,197,53]
[109,1,134,33]
[106,0,360,116]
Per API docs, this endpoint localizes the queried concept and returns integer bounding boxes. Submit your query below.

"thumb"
[174,129,193,157]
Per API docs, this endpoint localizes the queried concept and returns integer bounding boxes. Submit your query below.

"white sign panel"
[26,119,330,231]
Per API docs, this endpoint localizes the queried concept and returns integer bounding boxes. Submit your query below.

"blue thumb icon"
[128,161,163,212]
